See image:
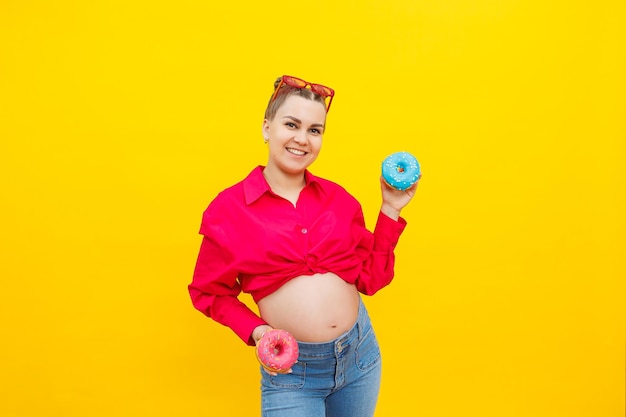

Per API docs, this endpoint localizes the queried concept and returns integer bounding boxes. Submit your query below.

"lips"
[286,147,307,156]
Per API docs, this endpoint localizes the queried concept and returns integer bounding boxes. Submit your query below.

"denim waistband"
[295,298,371,359]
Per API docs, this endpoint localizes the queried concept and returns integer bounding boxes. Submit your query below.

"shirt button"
[301,228,308,234]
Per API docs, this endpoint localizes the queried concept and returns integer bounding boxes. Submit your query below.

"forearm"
[354,211,407,295]
[189,286,267,346]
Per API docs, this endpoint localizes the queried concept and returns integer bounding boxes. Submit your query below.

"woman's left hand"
[379,175,421,221]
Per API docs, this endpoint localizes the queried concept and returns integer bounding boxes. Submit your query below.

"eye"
[309,128,322,135]
[285,122,297,128]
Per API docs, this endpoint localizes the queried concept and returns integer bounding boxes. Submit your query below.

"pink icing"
[255,329,299,373]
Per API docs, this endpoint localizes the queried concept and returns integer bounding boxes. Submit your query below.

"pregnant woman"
[188,75,420,417]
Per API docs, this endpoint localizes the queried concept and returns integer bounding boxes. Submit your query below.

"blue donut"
[381,152,421,191]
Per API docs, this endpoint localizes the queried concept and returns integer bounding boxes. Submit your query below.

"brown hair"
[264,77,327,121]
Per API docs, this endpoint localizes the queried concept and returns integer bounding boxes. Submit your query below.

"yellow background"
[1,1,624,416]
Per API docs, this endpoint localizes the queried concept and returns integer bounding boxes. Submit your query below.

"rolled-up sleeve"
[188,221,266,346]
[353,210,407,295]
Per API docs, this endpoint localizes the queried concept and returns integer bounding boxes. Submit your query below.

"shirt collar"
[243,166,326,205]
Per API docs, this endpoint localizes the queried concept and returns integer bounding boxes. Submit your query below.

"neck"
[262,166,306,205]
[263,165,306,190]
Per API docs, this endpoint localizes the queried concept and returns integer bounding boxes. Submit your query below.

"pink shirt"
[189,166,407,345]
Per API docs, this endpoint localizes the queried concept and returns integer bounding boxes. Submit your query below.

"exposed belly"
[257,273,360,343]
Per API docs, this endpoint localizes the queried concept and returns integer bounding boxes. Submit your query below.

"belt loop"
[357,298,364,340]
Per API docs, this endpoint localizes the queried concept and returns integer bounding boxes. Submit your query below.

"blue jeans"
[260,299,382,417]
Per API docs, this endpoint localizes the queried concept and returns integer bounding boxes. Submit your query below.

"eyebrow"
[282,115,325,129]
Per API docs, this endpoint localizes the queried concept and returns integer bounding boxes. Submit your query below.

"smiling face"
[262,95,327,178]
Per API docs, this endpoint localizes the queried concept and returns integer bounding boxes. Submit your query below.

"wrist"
[381,204,401,221]
[252,325,272,344]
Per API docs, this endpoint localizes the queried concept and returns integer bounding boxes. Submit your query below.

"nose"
[293,130,308,145]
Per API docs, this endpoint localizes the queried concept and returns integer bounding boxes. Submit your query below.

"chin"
[282,163,310,175]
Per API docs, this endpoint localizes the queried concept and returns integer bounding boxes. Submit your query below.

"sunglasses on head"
[271,75,335,112]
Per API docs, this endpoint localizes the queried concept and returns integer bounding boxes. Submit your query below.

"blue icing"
[381,152,421,191]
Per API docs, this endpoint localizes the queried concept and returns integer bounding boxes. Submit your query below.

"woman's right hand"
[252,324,281,376]
[252,324,274,345]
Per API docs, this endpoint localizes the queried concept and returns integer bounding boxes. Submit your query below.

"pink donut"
[255,329,299,374]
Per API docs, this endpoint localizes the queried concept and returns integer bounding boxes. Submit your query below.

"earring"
[263,137,268,144]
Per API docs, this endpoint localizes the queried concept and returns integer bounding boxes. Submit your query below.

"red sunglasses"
[271,75,335,112]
